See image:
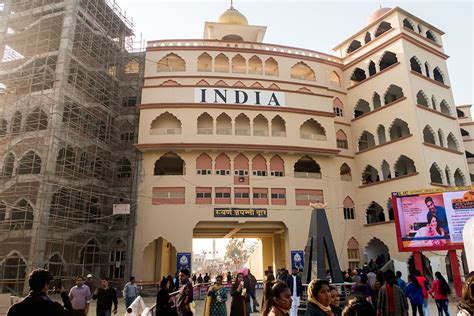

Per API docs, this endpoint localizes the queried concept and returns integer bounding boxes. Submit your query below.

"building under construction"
[0,0,143,294]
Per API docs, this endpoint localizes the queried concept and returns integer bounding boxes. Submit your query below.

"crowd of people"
[5,267,474,316]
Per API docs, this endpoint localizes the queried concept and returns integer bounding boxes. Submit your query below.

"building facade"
[0,0,143,294]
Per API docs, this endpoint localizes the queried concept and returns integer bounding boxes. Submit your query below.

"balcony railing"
[253,129,269,136]
[150,128,182,135]
[197,128,213,135]
[300,133,327,141]
[235,129,250,136]
[216,128,232,135]
[294,172,322,179]
[272,130,287,137]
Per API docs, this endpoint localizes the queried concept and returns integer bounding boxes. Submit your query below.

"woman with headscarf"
[457,273,474,316]
[230,273,246,316]
[204,275,228,316]
[156,277,177,316]
[304,279,334,316]
[376,270,408,316]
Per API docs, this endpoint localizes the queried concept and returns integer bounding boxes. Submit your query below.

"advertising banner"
[392,187,474,251]
[176,252,192,273]
[291,250,305,270]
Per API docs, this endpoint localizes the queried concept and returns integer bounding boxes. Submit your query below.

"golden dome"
[367,7,391,24]
[218,7,248,25]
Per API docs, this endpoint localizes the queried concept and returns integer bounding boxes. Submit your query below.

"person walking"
[396,271,407,293]
[415,270,430,316]
[241,268,259,316]
[204,273,211,284]
[304,279,333,316]
[205,275,228,316]
[230,273,247,316]
[376,270,408,316]
[429,271,451,316]
[248,269,259,312]
[156,277,177,316]
[351,273,373,304]
[176,268,194,316]
[85,274,96,294]
[92,277,118,316]
[69,276,91,316]
[261,281,292,316]
[287,267,303,316]
[122,276,138,309]
[457,273,474,316]
[7,268,73,316]
[227,271,233,284]
[405,275,424,316]
[340,295,376,316]
[198,274,204,284]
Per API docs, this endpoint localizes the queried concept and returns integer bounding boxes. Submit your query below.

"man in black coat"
[92,277,118,316]
[7,268,73,316]
[286,267,303,316]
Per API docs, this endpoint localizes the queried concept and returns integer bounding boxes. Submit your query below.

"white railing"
[272,130,286,137]
[253,129,268,136]
[197,128,213,134]
[294,172,322,179]
[300,133,327,141]
[150,128,182,135]
[147,40,342,64]
[216,128,232,135]
[235,129,250,136]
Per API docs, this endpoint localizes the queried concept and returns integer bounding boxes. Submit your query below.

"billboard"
[392,187,474,252]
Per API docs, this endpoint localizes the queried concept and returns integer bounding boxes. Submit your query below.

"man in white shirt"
[286,267,302,316]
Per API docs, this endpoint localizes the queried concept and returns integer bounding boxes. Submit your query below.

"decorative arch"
[197,112,213,134]
[384,84,404,104]
[403,18,415,31]
[379,51,398,71]
[150,112,182,134]
[252,154,267,176]
[2,152,15,177]
[215,153,231,175]
[410,56,422,74]
[196,153,212,175]
[197,52,212,72]
[117,157,132,178]
[377,124,386,144]
[215,80,228,87]
[361,165,380,184]
[333,97,344,117]
[156,53,186,72]
[426,30,437,43]
[353,99,370,118]
[394,155,416,177]
[381,160,391,180]
[271,115,286,137]
[18,150,41,175]
[389,118,410,140]
[290,62,316,81]
[366,202,385,224]
[336,129,348,149]
[416,90,430,107]
[330,71,341,86]
[423,125,437,145]
[270,155,285,176]
[347,40,361,53]
[264,57,279,76]
[248,55,263,75]
[440,100,452,115]
[294,156,321,178]
[154,152,185,175]
[216,113,232,135]
[56,146,76,174]
[430,162,443,184]
[425,61,431,78]
[350,67,367,85]
[343,197,355,220]
[438,129,445,147]
[433,67,445,84]
[235,113,250,136]
[231,54,246,74]
[0,250,27,294]
[358,131,376,151]
[368,60,377,76]
[364,32,372,43]
[253,114,269,136]
[374,21,392,37]
[299,119,326,140]
[340,163,352,181]
[454,168,466,186]
[447,133,459,151]
[445,165,452,186]
[373,92,381,109]
[10,199,34,230]
[25,108,48,131]
[215,53,230,73]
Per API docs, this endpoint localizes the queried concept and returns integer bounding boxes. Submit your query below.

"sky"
[117,0,473,106]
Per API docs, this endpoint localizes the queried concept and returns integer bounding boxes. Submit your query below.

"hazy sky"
[117,0,473,106]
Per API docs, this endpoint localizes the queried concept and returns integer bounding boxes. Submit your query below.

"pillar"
[413,252,423,274]
[261,237,274,273]
[449,250,463,297]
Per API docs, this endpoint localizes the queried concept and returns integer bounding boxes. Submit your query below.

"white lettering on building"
[195,88,285,107]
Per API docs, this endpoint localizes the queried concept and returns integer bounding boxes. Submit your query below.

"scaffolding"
[0,0,144,294]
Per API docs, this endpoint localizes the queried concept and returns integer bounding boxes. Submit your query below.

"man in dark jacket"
[7,268,73,316]
[243,269,259,316]
[176,269,193,316]
[92,277,118,316]
[248,269,258,312]
[287,267,303,316]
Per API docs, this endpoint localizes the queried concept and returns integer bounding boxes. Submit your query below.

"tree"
[224,239,257,270]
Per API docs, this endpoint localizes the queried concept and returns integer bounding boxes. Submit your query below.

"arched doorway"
[142,237,177,282]
[364,238,390,266]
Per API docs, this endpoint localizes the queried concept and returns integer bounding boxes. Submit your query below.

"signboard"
[176,252,192,272]
[113,204,130,215]
[214,208,267,218]
[291,250,305,270]
[195,88,285,107]
[392,187,474,251]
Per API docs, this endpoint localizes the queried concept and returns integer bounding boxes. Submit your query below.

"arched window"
[235,113,250,136]
[336,130,348,149]
[347,40,361,53]
[299,119,326,140]
[447,133,459,151]
[215,53,230,73]
[343,197,355,220]
[156,53,186,72]
[426,30,437,43]
[438,129,445,147]
[454,169,466,186]
[461,128,469,137]
[379,51,398,71]
[253,114,269,136]
[80,239,101,276]
[430,163,443,184]
[196,153,212,175]
[431,95,437,110]
[439,100,451,116]
[353,99,370,118]
[264,57,279,76]
[364,32,371,44]
[350,68,367,85]
[271,115,286,137]
[117,158,131,178]
[291,62,316,81]
[361,165,380,184]
[377,125,386,144]
[1,252,27,294]
[197,112,213,134]
[445,166,452,186]
[417,90,429,107]
[11,111,22,135]
[417,24,423,34]
[457,109,466,118]
[358,131,376,151]
[366,202,385,224]
[410,57,422,74]
[2,152,15,177]
[394,155,416,177]
[150,112,182,135]
[10,199,34,230]
[381,160,391,180]
[197,53,212,72]
[252,154,267,176]
[0,119,7,137]
[373,92,381,109]
[425,62,431,78]
[270,155,285,177]
[347,238,360,262]
[234,153,249,183]
[389,119,410,140]
[294,156,321,178]
[387,198,394,220]
[330,71,341,86]
[403,18,415,31]
[384,84,404,104]
[18,151,41,174]
[374,21,392,37]
[124,59,140,74]
[231,54,246,74]
[216,113,232,135]
[248,55,263,75]
[423,125,437,145]
[154,152,185,175]
[333,97,344,117]
[340,163,352,181]
[215,153,231,175]
[433,67,445,84]
[368,61,376,76]
[25,108,48,131]
[56,146,76,174]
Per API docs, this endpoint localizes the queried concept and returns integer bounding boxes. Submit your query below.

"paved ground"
[86,289,460,315]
